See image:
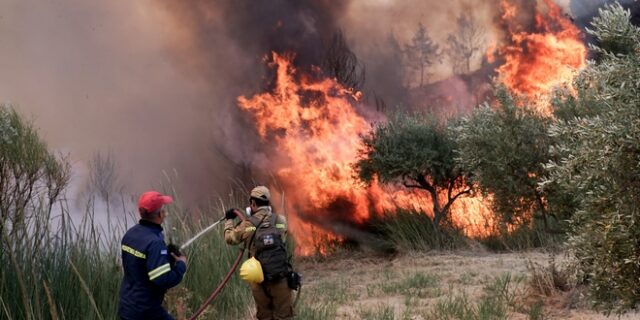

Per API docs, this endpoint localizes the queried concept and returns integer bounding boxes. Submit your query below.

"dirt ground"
[284,250,640,320]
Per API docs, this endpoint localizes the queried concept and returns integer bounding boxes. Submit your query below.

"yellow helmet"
[239,257,264,284]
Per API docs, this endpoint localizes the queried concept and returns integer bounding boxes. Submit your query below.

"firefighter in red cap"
[224,186,295,320]
[118,191,187,320]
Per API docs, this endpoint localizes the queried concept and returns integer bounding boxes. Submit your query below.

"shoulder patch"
[160,249,168,255]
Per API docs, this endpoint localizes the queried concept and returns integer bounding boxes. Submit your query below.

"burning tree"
[355,113,472,229]
[322,30,366,91]
[492,0,586,114]
[544,4,640,312]
[446,12,485,75]
[453,89,558,231]
[404,23,442,88]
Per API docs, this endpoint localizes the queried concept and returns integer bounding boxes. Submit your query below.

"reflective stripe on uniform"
[245,226,256,232]
[148,263,171,280]
[122,245,146,259]
[276,223,285,229]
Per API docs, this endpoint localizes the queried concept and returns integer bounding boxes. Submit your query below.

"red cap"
[138,191,173,213]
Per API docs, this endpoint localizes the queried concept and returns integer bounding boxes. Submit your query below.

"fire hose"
[174,216,243,320]
[179,212,302,320]
[187,247,245,320]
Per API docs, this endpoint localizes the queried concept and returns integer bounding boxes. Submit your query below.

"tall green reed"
[1,191,255,320]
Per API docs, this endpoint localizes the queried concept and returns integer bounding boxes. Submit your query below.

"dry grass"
[262,250,640,320]
[526,254,576,297]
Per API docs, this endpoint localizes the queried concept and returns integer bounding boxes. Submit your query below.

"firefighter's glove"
[225,208,238,220]
[167,243,182,257]
[167,243,182,266]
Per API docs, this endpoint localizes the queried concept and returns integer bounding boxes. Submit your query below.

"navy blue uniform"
[118,220,186,320]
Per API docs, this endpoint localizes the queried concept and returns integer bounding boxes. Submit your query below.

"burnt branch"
[323,30,366,91]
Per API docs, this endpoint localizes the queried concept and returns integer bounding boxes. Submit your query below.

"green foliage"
[371,210,468,251]
[0,104,72,320]
[587,3,640,56]
[479,219,564,252]
[428,274,526,320]
[377,271,442,299]
[544,3,640,312]
[356,113,471,227]
[0,202,251,320]
[0,203,121,319]
[165,210,251,319]
[358,304,395,320]
[453,90,557,228]
[0,104,70,237]
[295,303,338,320]
[357,113,456,186]
[295,278,355,320]
[0,179,251,320]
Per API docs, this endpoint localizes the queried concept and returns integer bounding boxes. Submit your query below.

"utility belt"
[286,270,302,290]
[259,269,301,290]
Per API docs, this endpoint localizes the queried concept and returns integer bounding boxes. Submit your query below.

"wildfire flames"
[236,0,588,255]
[238,53,494,255]
[491,0,587,114]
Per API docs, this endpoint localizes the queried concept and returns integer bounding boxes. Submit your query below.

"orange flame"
[238,53,496,255]
[494,0,586,114]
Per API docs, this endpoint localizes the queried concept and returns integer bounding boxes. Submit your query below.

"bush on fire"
[452,89,561,231]
[355,112,472,229]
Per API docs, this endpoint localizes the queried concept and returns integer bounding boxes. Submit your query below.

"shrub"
[0,107,251,319]
[453,90,564,231]
[370,209,468,252]
[543,3,640,312]
[355,113,472,229]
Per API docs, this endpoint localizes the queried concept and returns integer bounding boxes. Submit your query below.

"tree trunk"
[534,189,550,231]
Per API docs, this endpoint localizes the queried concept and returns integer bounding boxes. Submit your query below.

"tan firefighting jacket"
[224,206,287,257]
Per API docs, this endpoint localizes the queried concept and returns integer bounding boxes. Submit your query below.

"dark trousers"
[120,312,174,320]
[250,279,294,320]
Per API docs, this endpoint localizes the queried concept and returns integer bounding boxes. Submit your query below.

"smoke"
[0,0,244,205]
[570,0,637,23]
[0,0,591,209]
[158,1,350,82]
[149,0,376,200]
[340,0,500,109]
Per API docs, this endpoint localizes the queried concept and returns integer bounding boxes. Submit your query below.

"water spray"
[185,211,248,320]
[177,210,301,320]
[180,217,226,250]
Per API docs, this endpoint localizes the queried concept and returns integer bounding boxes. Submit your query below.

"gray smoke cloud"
[0,0,585,209]
[0,0,242,205]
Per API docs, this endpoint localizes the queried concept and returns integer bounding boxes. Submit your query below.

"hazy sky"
[0,0,592,203]
[0,0,234,201]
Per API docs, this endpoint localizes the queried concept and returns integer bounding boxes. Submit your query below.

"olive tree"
[453,90,560,230]
[355,113,471,229]
[543,4,640,312]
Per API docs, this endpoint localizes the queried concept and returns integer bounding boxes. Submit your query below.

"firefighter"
[224,186,294,320]
[118,191,188,320]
